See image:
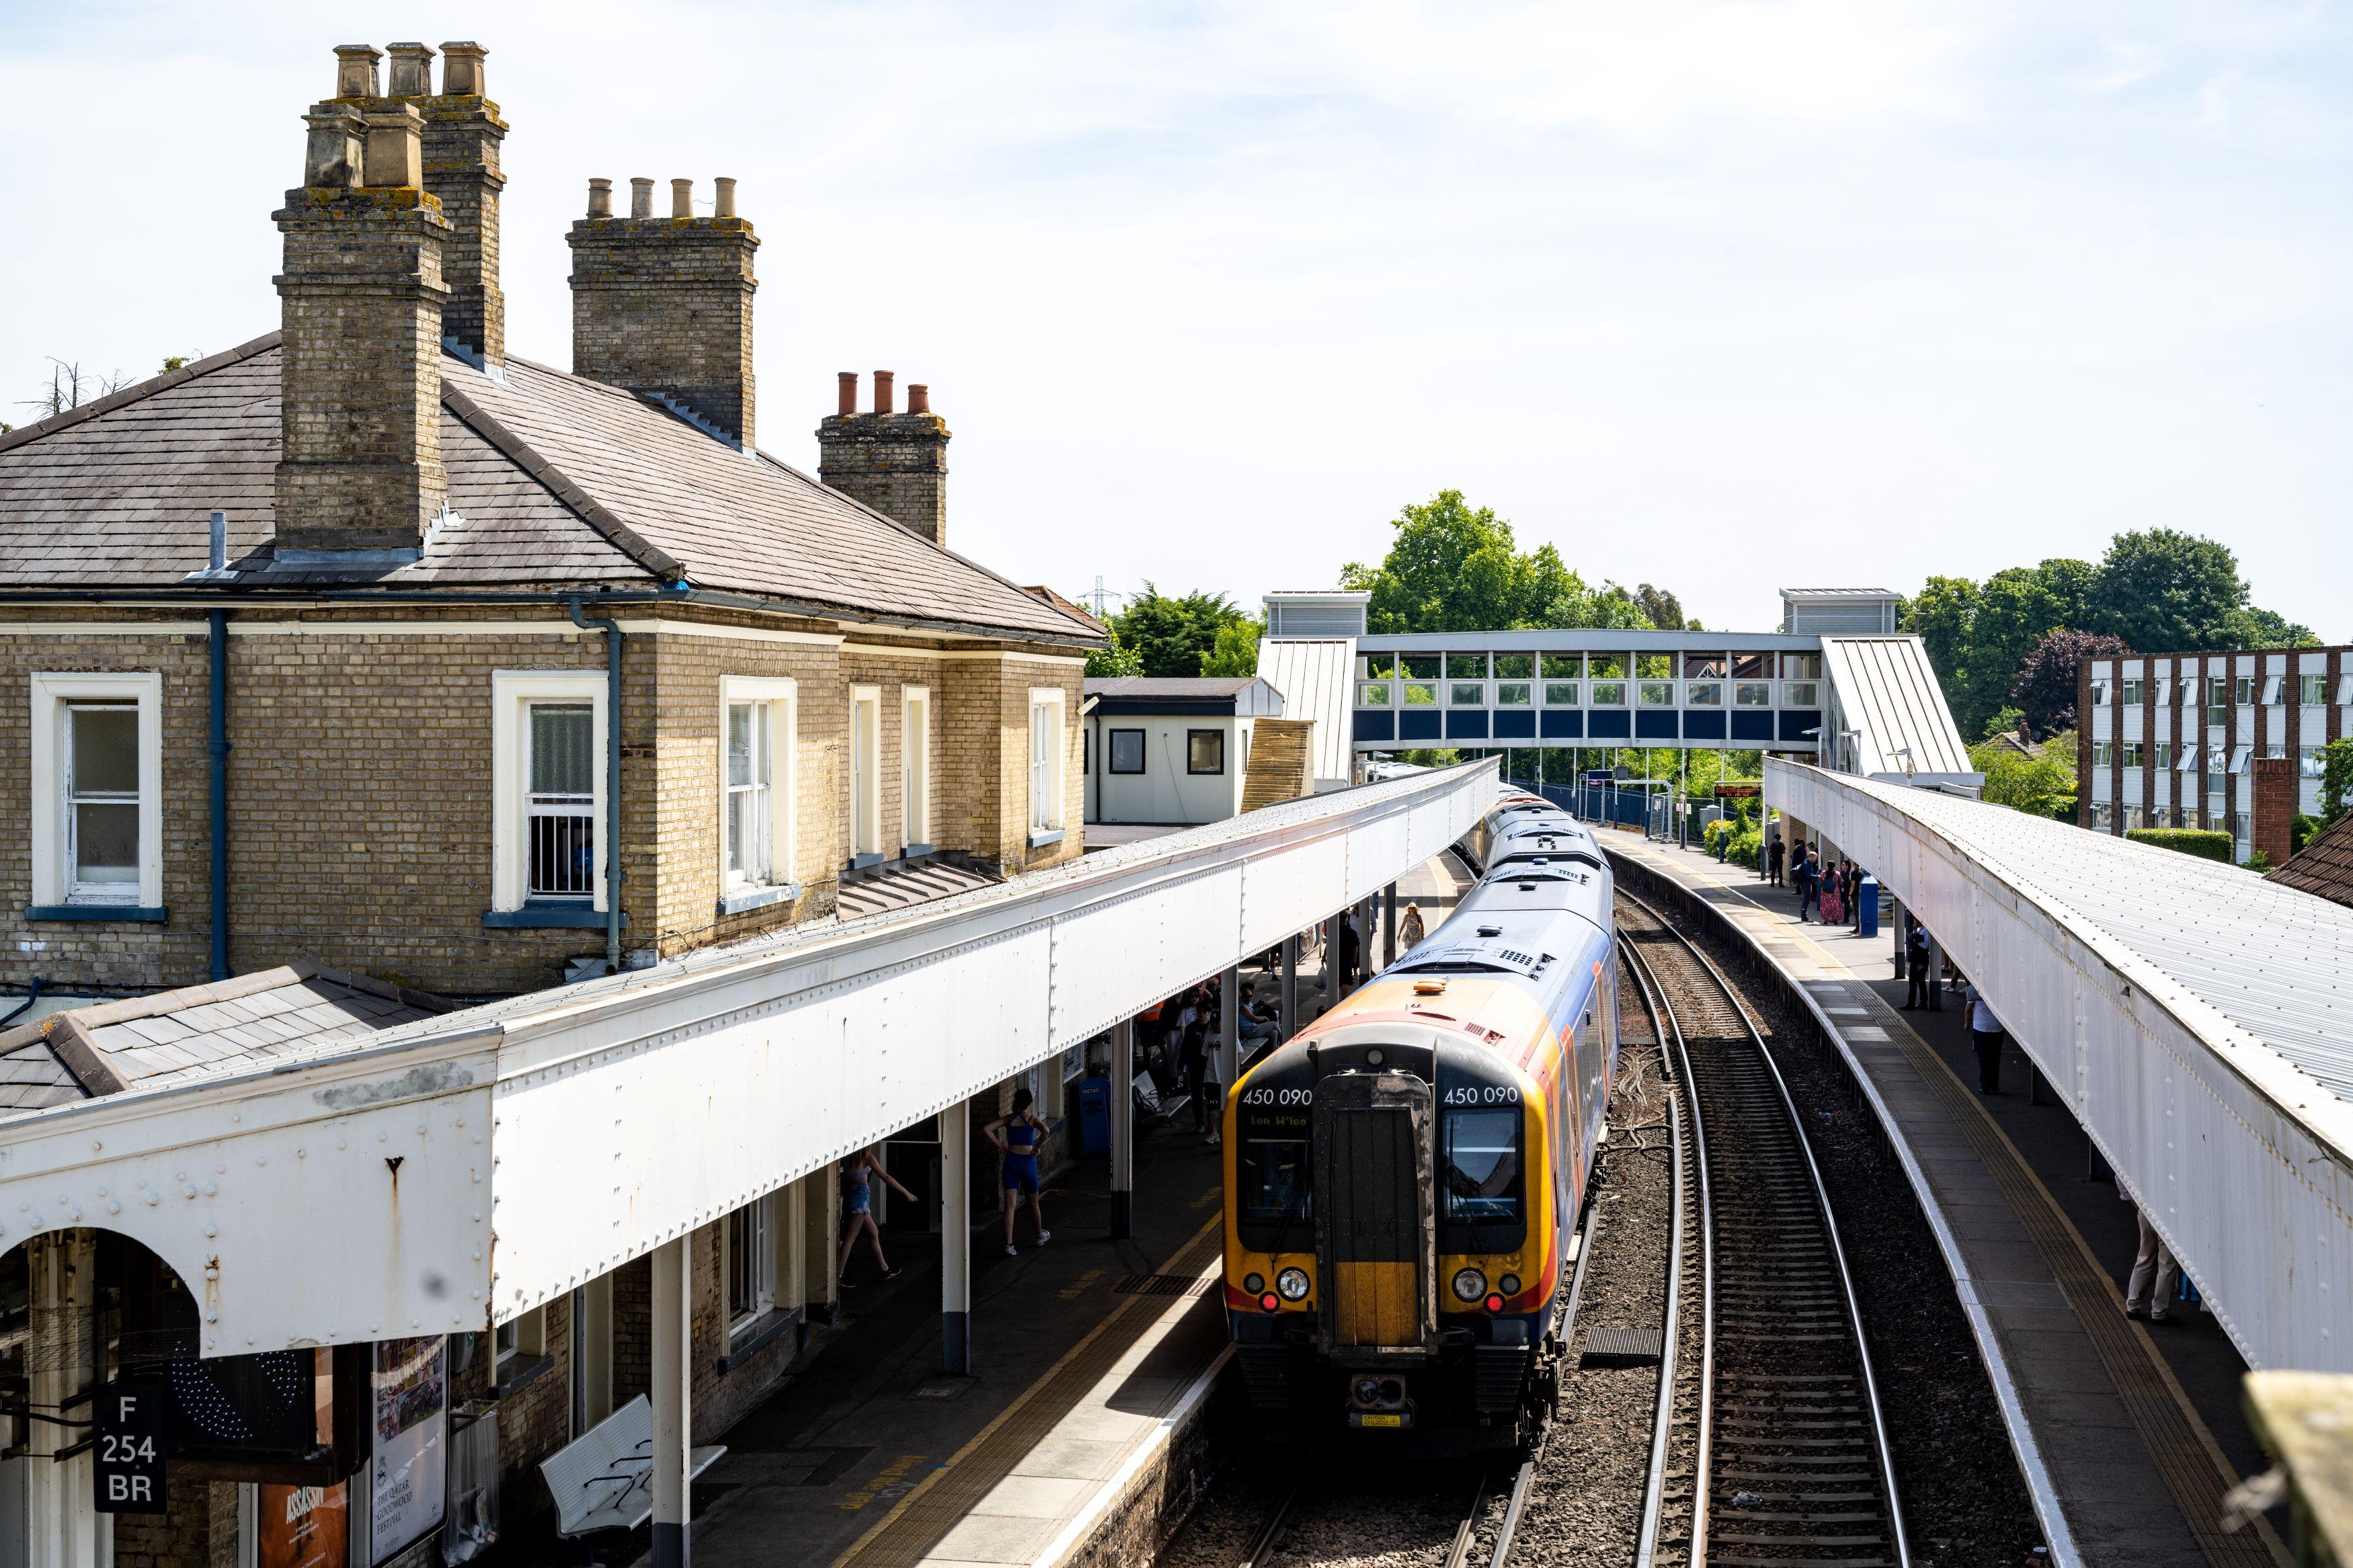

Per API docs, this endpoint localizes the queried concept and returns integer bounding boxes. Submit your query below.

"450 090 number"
[1442,1084,1520,1105]
[1240,1087,1312,1107]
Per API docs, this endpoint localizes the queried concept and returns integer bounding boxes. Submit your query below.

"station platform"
[662,852,1474,1568]
[1608,831,2288,1568]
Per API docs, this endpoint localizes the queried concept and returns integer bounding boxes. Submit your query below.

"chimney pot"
[713,177,737,218]
[671,178,694,219]
[587,177,612,218]
[837,372,858,417]
[302,102,366,189]
[816,371,951,546]
[333,44,381,100]
[361,101,425,189]
[629,177,654,219]
[873,370,895,414]
[385,42,435,98]
[907,383,930,415]
[438,40,487,97]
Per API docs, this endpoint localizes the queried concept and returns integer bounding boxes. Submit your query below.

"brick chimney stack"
[816,372,951,548]
[2252,755,2295,868]
[567,176,760,448]
[272,44,452,559]
[397,40,506,367]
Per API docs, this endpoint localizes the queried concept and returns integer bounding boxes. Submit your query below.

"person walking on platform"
[1399,902,1427,952]
[836,1146,916,1288]
[1819,861,1845,925]
[1903,921,1932,1009]
[1794,846,1819,921]
[1843,862,1862,929]
[1333,914,1362,993]
[1179,1014,1211,1136]
[2120,1182,2182,1324]
[1767,835,1786,886]
[986,1088,1053,1255]
[1963,977,2005,1094]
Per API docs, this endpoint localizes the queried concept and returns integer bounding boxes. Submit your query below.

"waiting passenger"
[1902,921,1933,1010]
[1237,983,1281,1050]
[1767,835,1786,886]
[1819,862,1845,925]
[985,1088,1053,1255]
[1843,863,1863,928]
[1399,903,1427,952]
[1794,847,1820,921]
[836,1146,916,1288]
[1962,977,2004,1094]
[2119,1182,2182,1325]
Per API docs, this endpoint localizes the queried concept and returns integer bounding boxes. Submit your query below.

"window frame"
[491,670,609,914]
[1028,688,1067,838]
[902,686,931,850]
[2301,674,2327,706]
[29,671,164,911]
[1107,727,1146,775]
[1187,728,1226,776]
[848,684,883,863]
[717,675,799,898]
[727,1195,776,1329]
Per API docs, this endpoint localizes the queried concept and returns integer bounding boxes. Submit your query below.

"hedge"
[2124,827,2235,863]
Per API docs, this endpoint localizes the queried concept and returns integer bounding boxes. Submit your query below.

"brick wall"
[2252,755,2295,868]
[567,214,759,447]
[110,1479,237,1568]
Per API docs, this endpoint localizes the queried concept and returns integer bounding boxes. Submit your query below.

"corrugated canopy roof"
[1258,638,1355,783]
[1821,636,1974,776]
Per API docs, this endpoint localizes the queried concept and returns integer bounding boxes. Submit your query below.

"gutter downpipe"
[209,609,231,981]
[568,598,625,974]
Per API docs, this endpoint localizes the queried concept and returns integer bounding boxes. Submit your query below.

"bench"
[540,1395,727,1541]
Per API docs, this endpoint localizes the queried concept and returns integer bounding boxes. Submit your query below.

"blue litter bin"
[1858,875,1880,938]
[1077,1076,1111,1154]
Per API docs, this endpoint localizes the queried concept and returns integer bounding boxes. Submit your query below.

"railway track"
[1228,1457,1536,1568]
[1617,886,1911,1568]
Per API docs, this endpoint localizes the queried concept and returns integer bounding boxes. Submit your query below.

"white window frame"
[902,686,932,850]
[718,675,799,897]
[1029,688,1066,839]
[491,670,608,913]
[849,685,883,862]
[726,1194,776,1330]
[29,671,164,911]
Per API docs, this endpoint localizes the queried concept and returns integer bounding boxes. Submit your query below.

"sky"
[1,0,2346,638]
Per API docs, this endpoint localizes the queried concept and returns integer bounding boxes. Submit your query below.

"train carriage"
[1222,800,1617,1446]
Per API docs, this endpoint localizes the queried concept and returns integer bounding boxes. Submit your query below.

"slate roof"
[1084,677,1262,700]
[0,964,455,1119]
[2269,813,2353,911]
[0,335,1102,643]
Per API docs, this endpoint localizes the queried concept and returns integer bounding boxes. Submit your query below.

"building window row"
[2097,672,2350,708]
[1359,677,1812,709]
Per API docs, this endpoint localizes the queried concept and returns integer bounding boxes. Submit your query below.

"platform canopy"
[1770,759,2353,1373]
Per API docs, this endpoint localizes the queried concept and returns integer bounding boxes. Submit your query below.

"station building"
[1265,587,1979,791]
[0,39,1122,1568]
[2079,645,2350,860]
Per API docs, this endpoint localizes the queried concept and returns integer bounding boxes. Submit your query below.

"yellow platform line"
[826,1210,1226,1568]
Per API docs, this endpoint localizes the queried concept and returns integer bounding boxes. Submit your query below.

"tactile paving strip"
[828,1215,1226,1568]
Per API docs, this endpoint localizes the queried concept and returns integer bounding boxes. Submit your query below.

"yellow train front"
[1221,800,1617,1447]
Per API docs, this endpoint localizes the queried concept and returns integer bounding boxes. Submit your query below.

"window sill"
[902,843,935,860]
[489,1352,555,1399]
[846,853,885,872]
[481,903,625,930]
[25,905,166,923]
[715,1306,803,1374]
[1028,829,1067,848]
[718,883,801,916]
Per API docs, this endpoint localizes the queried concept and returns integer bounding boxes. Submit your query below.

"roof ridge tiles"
[0,331,284,458]
[438,379,680,583]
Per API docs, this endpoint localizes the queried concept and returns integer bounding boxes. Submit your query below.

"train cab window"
[1439,1104,1523,1247]
[1238,1136,1313,1243]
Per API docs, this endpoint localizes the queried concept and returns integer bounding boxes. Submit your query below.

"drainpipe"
[567,599,625,973]
[209,609,231,981]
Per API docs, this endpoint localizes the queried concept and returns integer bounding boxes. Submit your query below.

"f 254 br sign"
[93,1383,168,1514]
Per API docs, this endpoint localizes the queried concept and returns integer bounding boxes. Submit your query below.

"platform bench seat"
[540,1394,727,1539]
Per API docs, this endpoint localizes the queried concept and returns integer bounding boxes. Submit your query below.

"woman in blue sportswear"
[836,1145,916,1288]
[986,1088,1052,1257]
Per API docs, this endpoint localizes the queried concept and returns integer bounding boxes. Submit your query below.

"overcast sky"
[2,1,2344,636]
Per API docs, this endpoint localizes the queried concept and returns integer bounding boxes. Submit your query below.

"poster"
[258,1483,348,1568]
[368,1337,446,1563]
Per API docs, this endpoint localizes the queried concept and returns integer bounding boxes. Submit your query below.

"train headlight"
[1243,1272,1265,1295]
[1275,1268,1311,1302]
[1499,1274,1521,1297]
[1451,1268,1487,1303]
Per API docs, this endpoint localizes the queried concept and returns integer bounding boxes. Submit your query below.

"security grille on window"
[1188,729,1224,774]
[528,704,596,898]
[1109,729,1145,774]
[66,703,140,901]
[725,701,772,885]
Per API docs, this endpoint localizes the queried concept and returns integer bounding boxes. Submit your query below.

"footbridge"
[1769,757,2353,1374]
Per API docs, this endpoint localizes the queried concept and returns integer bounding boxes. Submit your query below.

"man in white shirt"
[1962,979,2003,1094]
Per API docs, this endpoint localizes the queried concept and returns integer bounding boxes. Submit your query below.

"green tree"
[1084,627,1144,678]
[1970,733,2077,819]
[1199,616,1263,678]
[1109,586,1253,678]
[2321,737,2353,826]
[2085,530,2244,652]
[1632,583,1700,631]
[1339,490,1664,634]
[1902,562,2091,739]
[2011,628,2128,738]
[2221,604,2319,649]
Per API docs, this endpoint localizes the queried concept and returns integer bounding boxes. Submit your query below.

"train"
[1220,787,1620,1448]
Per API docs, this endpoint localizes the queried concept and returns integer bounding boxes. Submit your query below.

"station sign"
[1714,783,1761,798]
[93,1383,168,1514]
